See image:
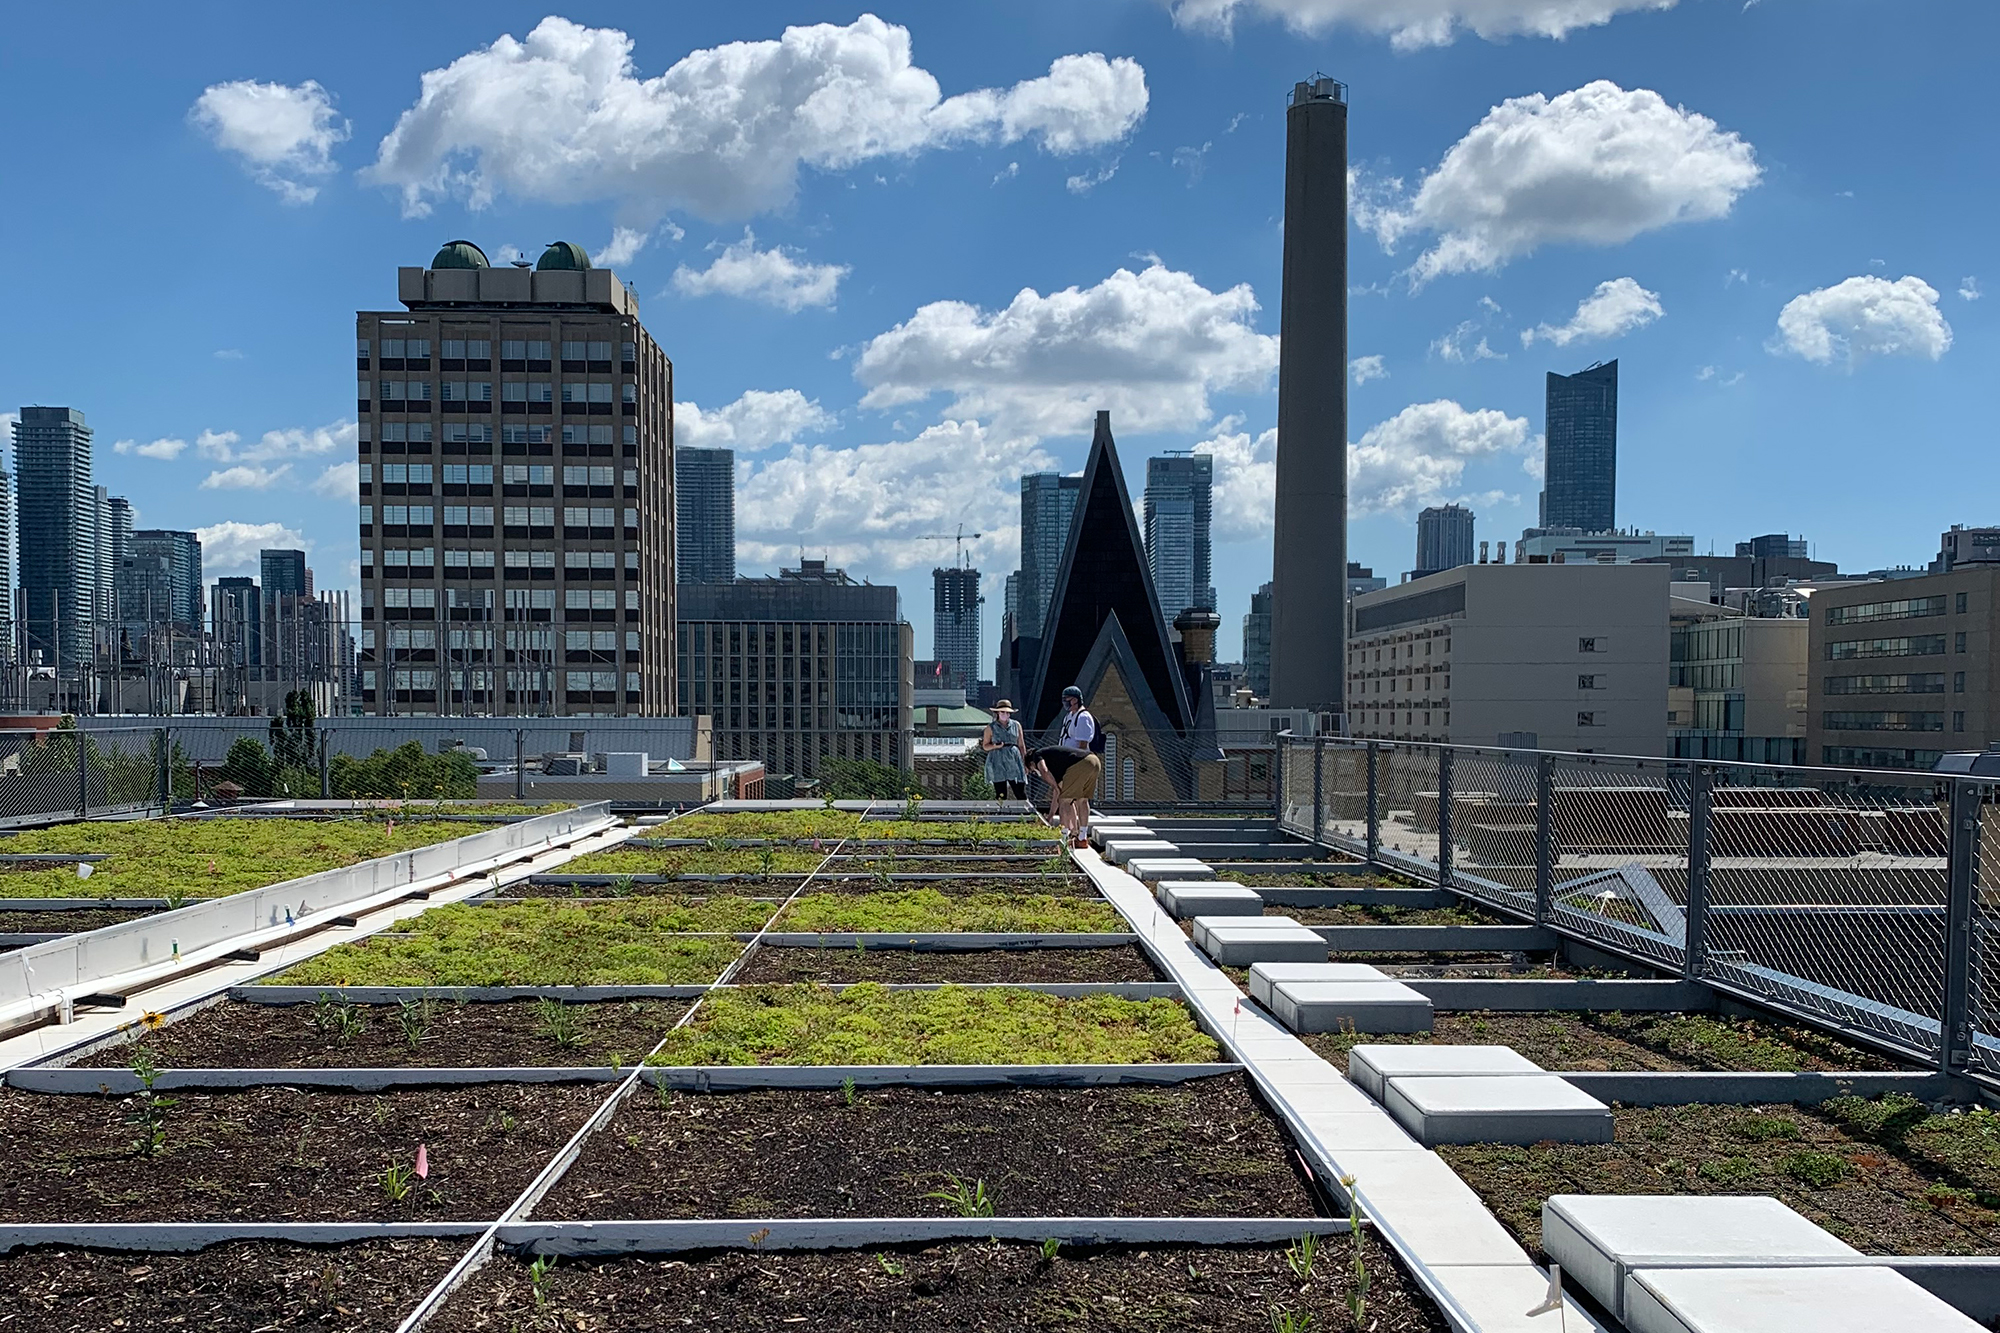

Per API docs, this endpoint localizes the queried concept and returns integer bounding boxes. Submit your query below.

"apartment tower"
[1543,361,1619,533]
[675,446,736,584]
[13,406,98,672]
[932,565,982,691]
[1143,452,1215,617]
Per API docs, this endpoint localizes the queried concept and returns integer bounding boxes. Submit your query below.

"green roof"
[431,239,489,270]
[536,240,592,271]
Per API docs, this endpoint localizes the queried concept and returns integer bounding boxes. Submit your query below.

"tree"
[220,737,275,798]
[330,741,478,800]
[266,690,320,796]
[819,757,909,800]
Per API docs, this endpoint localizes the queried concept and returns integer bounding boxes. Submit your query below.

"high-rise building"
[261,549,311,601]
[1243,581,1274,698]
[104,495,132,622]
[675,446,735,584]
[1271,76,1349,714]
[1415,504,1476,578]
[13,406,98,671]
[1736,533,1808,561]
[932,566,982,691]
[1018,473,1082,641]
[212,576,261,669]
[357,239,675,716]
[119,531,202,636]
[0,470,14,661]
[1143,453,1215,617]
[1542,360,1619,533]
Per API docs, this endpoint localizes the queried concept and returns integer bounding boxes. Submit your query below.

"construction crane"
[917,523,983,568]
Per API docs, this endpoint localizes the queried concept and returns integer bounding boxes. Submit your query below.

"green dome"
[535,240,592,271]
[431,239,489,270]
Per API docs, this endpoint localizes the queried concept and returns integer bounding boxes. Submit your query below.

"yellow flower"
[141,1010,167,1031]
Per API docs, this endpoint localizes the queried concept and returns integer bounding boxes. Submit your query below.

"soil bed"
[1268,903,1506,926]
[496,874,1092,899]
[1301,1009,1902,1073]
[1238,871,1412,888]
[540,1075,1318,1219]
[433,1241,1447,1333]
[0,1237,460,1332]
[826,856,1070,874]
[734,944,1163,985]
[0,1084,599,1221]
[1445,1100,2000,1256]
[76,998,688,1070]
[773,889,1123,934]
[0,907,159,932]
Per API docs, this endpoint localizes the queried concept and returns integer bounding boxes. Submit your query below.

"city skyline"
[0,4,1991,668]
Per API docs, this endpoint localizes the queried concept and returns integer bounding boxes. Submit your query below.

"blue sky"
[1,0,1992,665]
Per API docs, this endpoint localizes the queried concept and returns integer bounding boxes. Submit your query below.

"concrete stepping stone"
[1384,1073,1612,1146]
[1627,1266,1984,1333]
[1267,978,1433,1034]
[1543,1194,1859,1323]
[1156,881,1262,918]
[1127,858,1215,882]
[1348,1043,1542,1101]
[1103,839,1180,865]
[1246,961,1390,1007]
[1191,916,1327,966]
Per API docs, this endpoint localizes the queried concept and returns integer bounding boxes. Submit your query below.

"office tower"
[104,495,132,623]
[1143,452,1215,617]
[1018,472,1082,640]
[0,470,13,661]
[1243,581,1274,698]
[1271,75,1349,713]
[1542,360,1619,533]
[13,406,97,672]
[1415,504,1476,578]
[357,239,675,716]
[676,560,912,778]
[212,575,262,669]
[932,565,982,690]
[675,446,735,584]
[1736,533,1809,561]
[261,549,310,600]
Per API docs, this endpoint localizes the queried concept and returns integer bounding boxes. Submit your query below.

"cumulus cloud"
[198,419,356,464]
[365,16,1148,221]
[856,262,1277,438]
[1167,0,1674,48]
[113,437,190,461]
[1523,277,1664,347]
[196,521,309,577]
[1065,159,1121,193]
[1431,321,1504,362]
[312,460,362,498]
[201,464,291,490]
[676,389,834,452]
[1772,275,1953,368]
[1350,354,1388,385]
[1350,400,1533,513]
[736,420,1050,571]
[672,232,848,311]
[594,227,651,268]
[1193,420,1277,542]
[1360,81,1759,284]
[189,79,349,203]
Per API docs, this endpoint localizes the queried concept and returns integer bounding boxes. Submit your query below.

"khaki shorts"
[1057,752,1102,800]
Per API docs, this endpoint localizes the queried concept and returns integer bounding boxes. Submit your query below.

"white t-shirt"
[1061,706,1097,748]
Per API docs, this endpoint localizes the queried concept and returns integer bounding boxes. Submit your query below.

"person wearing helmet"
[1052,685,1102,843]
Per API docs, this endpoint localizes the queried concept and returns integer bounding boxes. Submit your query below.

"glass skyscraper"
[1142,452,1215,617]
[1542,360,1618,533]
[1415,503,1476,577]
[675,446,736,584]
[1017,472,1081,641]
[14,406,99,672]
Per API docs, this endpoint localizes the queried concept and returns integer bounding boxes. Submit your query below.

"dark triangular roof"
[1024,411,1193,735]
[1069,610,1194,799]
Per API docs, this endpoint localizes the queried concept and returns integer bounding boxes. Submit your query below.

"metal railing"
[1277,735,2000,1082]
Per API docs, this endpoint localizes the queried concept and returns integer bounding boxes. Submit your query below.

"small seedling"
[162,886,190,911]
[922,1174,995,1218]
[842,1076,858,1107]
[310,994,364,1042]
[1339,1174,1370,1329]
[610,874,636,898]
[1285,1231,1319,1282]
[655,1081,675,1109]
[1039,1236,1061,1261]
[536,998,582,1049]
[527,1253,557,1309]
[875,1253,905,1277]
[126,1050,175,1157]
[902,793,923,823]
[758,846,777,876]
[1270,1310,1314,1333]
[873,866,896,892]
[395,997,432,1050]
[380,1162,416,1203]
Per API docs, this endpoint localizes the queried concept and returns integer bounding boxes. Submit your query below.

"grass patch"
[775,889,1123,934]
[858,820,1060,846]
[0,816,498,900]
[561,847,825,877]
[667,811,862,840]
[646,984,1220,1066]
[274,899,765,986]
[1824,1096,2000,1202]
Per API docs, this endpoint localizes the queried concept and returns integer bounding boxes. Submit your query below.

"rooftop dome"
[535,240,592,271]
[430,239,490,270]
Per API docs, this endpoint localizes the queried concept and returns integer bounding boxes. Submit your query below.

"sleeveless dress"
[983,718,1027,784]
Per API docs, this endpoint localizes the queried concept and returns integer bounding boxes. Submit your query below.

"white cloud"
[855,262,1278,438]
[189,79,349,204]
[1431,321,1504,362]
[196,429,241,460]
[1193,419,1277,542]
[312,461,362,498]
[113,437,190,461]
[1360,81,1759,284]
[195,521,310,577]
[1349,354,1388,385]
[736,420,1050,571]
[1350,400,1534,513]
[213,349,245,361]
[1522,277,1664,347]
[1772,275,1953,368]
[672,231,848,311]
[1962,277,1983,302]
[201,464,292,490]
[993,161,1020,184]
[676,389,834,452]
[1065,158,1121,193]
[1167,0,1675,48]
[365,16,1147,221]
[593,227,651,268]
[1725,268,1749,287]
[197,419,356,464]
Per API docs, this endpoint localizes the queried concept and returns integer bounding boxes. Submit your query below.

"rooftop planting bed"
[735,943,1163,985]
[772,888,1125,934]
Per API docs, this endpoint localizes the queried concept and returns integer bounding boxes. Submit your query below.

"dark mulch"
[1445,1101,2000,1257]
[0,909,158,932]
[1238,872,1410,887]
[73,999,688,1070]
[536,1076,1320,1220]
[1301,1009,1902,1073]
[0,1239,457,1332]
[733,945,1163,985]
[499,875,1091,899]
[433,1242,1449,1332]
[0,1085,600,1221]
[1269,903,1508,926]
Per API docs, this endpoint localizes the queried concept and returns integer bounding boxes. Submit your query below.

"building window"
[1958,633,1969,653]
[1578,674,1602,689]
[1579,637,1604,653]
[1826,596,1949,626]
[1577,712,1602,727]
[1822,711,1946,732]
[1828,635,1948,660]
[1954,711,1967,733]
[1958,593,1969,614]
[1956,672,1967,693]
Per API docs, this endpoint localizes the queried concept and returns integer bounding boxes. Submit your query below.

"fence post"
[1683,761,1712,982]
[156,727,171,811]
[515,729,528,801]
[1273,736,1287,827]
[1312,736,1326,847]
[1942,778,1981,1075]
[76,727,89,819]
[1533,753,1553,927]
[1435,745,1453,888]
[318,730,333,799]
[1366,742,1381,865]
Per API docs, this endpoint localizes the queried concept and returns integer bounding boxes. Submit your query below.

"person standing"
[1054,684,1103,844]
[980,700,1029,801]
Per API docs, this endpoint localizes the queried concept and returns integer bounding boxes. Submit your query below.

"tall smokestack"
[1269,75,1348,716]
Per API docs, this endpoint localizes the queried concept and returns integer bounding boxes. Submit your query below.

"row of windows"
[364,505,639,527]
[360,668,641,692]
[1823,673,1949,695]
[1352,636,1453,665]
[362,627,640,652]
[1826,635,1948,660]
[1354,675,1452,695]
[361,340,633,361]
[1823,711,1945,732]
[374,424,638,446]
[368,381,635,404]
[1823,747,1948,769]
[366,586,642,610]
[367,549,636,574]
[1824,595,1948,626]
[368,464,634,487]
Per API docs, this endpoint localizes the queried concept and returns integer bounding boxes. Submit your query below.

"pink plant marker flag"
[414,1144,429,1180]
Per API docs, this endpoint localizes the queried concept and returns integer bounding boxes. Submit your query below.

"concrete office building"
[675,446,735,584]
[1414,504,1476,579]
[932,565,982,692]
[13,406,99,672]
[1017,472,1082,641]
[1669,613,1808,764]
[357,239,675,716]
[1937,525,2000,572]
[1516,528,1692,565]
[1143,452,1215,616]
[1347,562,1672,756]
[1270,75,1349,713]
[1541,361,1618,533]
[1808,567,2000,770]
[676,560,912,779]
[1347,562,1388,600]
